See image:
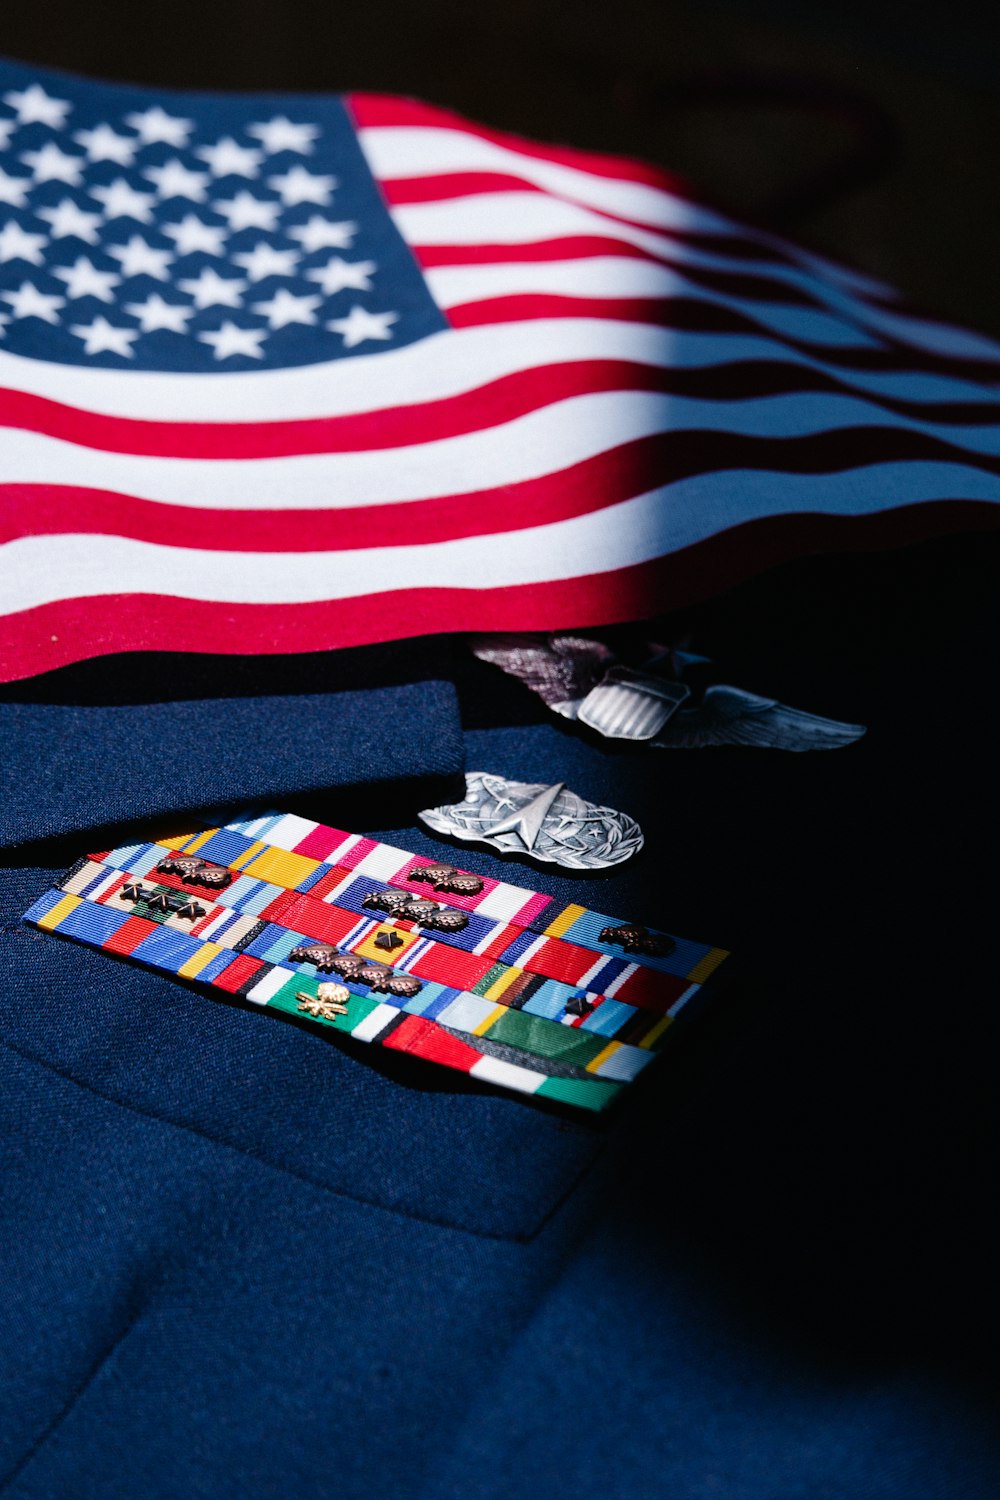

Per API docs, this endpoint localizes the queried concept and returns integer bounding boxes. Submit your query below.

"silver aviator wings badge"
[577,666,692,741]
[471,635,864,750]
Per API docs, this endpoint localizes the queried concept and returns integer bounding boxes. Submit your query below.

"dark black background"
[5,0,1000,1455]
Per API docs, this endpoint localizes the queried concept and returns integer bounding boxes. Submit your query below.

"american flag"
[2,59,999,683]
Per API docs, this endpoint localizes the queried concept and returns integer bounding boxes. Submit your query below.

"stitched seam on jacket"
[0,1036,597,1244]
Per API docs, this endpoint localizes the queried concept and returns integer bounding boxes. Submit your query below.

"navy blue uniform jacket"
[2,544,998,1498]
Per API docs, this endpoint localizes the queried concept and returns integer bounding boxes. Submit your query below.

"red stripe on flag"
[5,499,997,683]
[348,96,905,299]
[443,292,783,329]
[379,170,549,204]
[0,437,667,551]
[440,294,1000,377]
[411,234,665,268]
[8,423,1000,559]
[0,362,669,457]
[348,92,692,195]
[412,240,826,311]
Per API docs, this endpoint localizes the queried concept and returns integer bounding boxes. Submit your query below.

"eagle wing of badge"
[419,772,643,870]
[469,634,615,718]
[652,685,866,750]
[471,633,865,751]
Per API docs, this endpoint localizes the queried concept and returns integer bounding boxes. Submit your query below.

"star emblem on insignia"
[420,773,644,870]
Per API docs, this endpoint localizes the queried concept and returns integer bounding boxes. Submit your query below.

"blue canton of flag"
[0,60,445,369]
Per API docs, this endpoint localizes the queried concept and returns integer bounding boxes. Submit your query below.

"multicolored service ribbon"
[23,811,731,1111]
[157,811,727,981]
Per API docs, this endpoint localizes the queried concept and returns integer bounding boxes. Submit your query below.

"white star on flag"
[247,116,318,154]
[198,320,267,359]
[0,165,30,208]
[125,293,194,333]
[20,141,85,186]
[3,83,71,128]
[307,256,377,296]
[212,190,281,232]
[36,198,103,244]
[196,137,263,177]
[73,123,137,165]
[232,242,300,281]
[70,315,139,357]
[52,256,121,303]
[0,222,48,266]
[286,216,357,253]
[178,267,247,309]
[124,106,192,147]
[1,281,65,323]
[90,178,156,223]
[162,215,228,256]
[327,304,398,348]
[268,165,336,206]
[53,256,120,302]
[251,287,322,329]
[143,158,210,202]
[105,235,174,280]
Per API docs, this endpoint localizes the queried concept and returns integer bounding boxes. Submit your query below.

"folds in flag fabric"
[1,57,999,682]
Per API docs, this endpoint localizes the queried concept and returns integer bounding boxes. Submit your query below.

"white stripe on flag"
[3,320,995,425]
[395,191,901,318]
[13,387,1000,514]
[357,124,895,299]
[0,392,698,509]
[394,194,1000,362]
[5,461,1000,616]
[424,257,882,350]
[358,125,738,234]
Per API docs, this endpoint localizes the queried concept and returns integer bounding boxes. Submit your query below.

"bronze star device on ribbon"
[22,808,729,1112]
